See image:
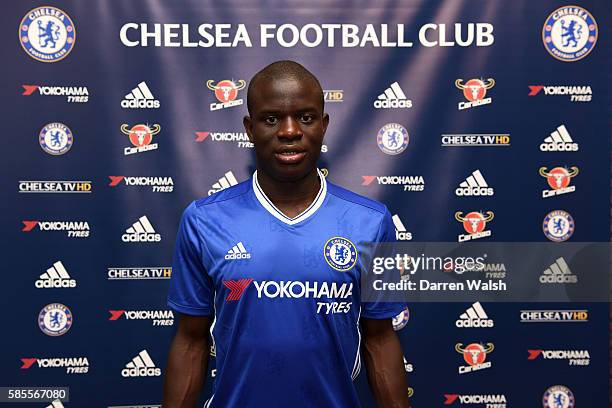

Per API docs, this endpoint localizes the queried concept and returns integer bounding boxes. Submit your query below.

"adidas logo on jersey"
[225,242,251,260]
[121,350,161,377]
[455,170,494,196]
[121,81,160,109]
[392,214,412,241]
[539,257,577,284]
[455,302,494,328]
[121,216,161,242]
[208,171,238,196]
[35,261,76,288]
[540,124,578,152]
[374,82,412,109]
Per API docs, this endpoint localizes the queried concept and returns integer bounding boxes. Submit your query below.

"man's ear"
[243,116,253,143]
[322,113,329,136]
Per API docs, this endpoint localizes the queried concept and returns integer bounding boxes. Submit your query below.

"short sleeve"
[361,208,408,320]
[167,202,215,316]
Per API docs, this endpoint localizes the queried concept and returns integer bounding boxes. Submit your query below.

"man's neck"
[256,168,320,218]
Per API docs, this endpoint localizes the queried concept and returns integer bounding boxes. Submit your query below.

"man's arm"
[361,318,410,408]
[163,314,213,408]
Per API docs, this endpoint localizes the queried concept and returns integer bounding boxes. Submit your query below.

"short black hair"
[247,60,324,115]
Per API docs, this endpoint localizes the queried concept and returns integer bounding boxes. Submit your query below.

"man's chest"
[201,222,377,315]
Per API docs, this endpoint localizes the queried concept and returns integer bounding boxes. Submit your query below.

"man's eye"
[264,117,278,125]
[301,114,314,123]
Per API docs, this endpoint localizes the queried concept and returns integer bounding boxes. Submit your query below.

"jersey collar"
[252,169,327,225]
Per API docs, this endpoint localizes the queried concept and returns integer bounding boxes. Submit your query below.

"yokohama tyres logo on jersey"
[223,278,253,301]
[223,278,353,315]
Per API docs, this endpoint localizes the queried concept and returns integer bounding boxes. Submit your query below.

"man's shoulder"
[194,179,251,209]
[326,180,388,216]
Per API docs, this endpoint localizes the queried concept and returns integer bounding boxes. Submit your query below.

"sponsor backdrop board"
[1,1,610,407]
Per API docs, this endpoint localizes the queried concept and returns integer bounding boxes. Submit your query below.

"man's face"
[244,77,329,182]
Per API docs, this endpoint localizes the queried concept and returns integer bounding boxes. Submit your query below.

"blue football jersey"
[168,169,405,407]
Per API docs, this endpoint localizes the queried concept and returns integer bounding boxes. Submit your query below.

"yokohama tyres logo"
[223,278,253,301]
[20,357,89,374]
[444,393,507,405]
[21,358,37,369]
[22,221,39,231]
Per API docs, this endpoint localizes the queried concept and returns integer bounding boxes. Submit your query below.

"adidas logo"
[392,214,412,241]
[121,216,161,242]
[455,302,494,328]
[35,261,77,289]
[121,81,160,109]
[540,257,577,284]
[374,82,412,109]
[46,400,64,408]
[540,124,578,152]
[225,242,251,260]
[455,170,494,196]
[208,171,238,196]
[121,350,161,377]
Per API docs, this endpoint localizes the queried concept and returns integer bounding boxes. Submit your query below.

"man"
[164,60,409,407]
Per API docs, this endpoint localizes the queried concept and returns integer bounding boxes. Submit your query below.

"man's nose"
[278,117,302,140]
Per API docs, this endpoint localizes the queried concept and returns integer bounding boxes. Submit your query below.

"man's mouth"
[275,150,306,164]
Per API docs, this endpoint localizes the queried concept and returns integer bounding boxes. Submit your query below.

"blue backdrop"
[2,1,610,407]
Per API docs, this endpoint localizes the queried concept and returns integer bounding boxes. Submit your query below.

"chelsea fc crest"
[542,6,597,62]
[377,123,409,155]
[38,303,73,336]
[542,385,574,408]
[19,6,76,62]
[324,237,358,272]
[543,210,574,242]
[39,122,74,155]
